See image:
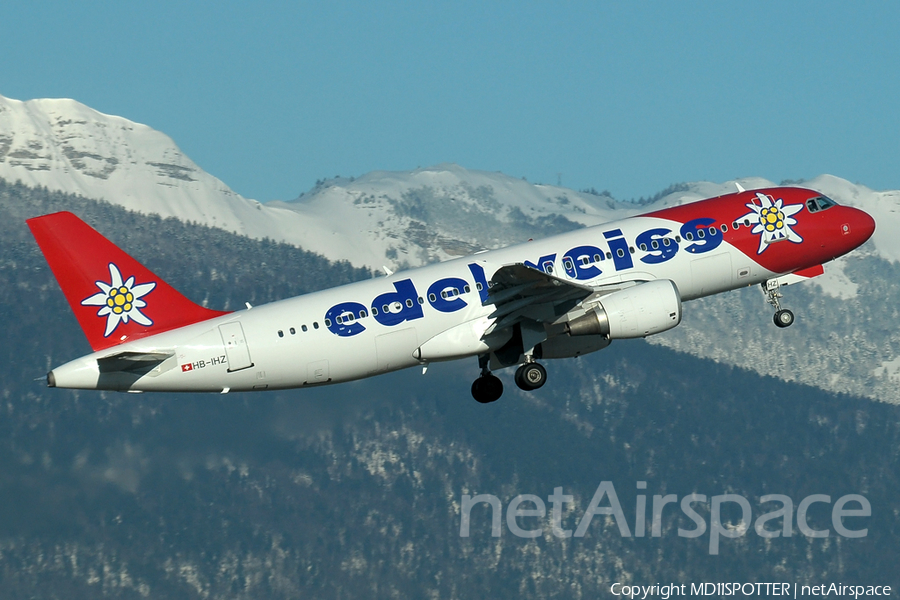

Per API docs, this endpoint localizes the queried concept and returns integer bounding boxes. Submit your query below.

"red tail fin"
[27,211,229,351]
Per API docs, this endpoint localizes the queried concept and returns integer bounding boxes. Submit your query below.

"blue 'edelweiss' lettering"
[372,279,423,326]
[680,217,723,254]
[323,218,722,336]
[523,253,557,274]
[603,229,634,272]
[636,228,676,264]
[562,245,604,279]
[428,277,469,313]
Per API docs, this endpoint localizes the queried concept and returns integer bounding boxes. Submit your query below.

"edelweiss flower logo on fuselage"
[738,192,804,254]
[81,263,156,337]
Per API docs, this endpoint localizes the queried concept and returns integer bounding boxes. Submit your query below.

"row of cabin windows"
[275,283,482,338]
[556,220,765,270]
[275,217,775,337]
[278,322,319,337]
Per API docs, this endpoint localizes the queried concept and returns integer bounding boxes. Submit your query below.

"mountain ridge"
[4,93,899,271]
[1,182,898,597]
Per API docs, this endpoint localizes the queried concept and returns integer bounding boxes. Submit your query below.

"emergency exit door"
[219,322,254,372]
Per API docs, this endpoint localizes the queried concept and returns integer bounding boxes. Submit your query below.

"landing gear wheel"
[472,374,503,403]
[515,362,547,391]
[774,309,794,328]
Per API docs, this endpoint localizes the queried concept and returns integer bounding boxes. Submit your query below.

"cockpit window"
[806,195,837,213]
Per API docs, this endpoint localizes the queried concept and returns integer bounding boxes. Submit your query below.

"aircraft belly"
[374,328,419,373]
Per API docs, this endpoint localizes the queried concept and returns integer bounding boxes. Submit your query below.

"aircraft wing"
[483,264,599,332]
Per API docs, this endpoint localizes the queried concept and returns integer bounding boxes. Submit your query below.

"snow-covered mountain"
[0,93,632,268]
[3,92,899,272]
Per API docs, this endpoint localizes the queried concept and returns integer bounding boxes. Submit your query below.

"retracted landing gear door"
[219,322,254,372]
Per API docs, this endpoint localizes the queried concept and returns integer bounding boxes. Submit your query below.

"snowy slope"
[0,93,332,254]
[0,94,635,268]
[270,164,643,268]
[3,93,899,275]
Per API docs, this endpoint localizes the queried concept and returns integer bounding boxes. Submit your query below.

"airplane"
[27,185,875,403]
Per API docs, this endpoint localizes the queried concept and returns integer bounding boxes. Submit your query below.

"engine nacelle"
[566,279,682,339]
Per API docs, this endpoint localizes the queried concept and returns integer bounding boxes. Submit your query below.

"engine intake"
[566,279,682,339]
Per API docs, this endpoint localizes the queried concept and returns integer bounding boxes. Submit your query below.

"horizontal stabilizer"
[97,351,175,374]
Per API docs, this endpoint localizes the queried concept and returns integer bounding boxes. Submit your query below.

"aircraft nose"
[842,207,876,246]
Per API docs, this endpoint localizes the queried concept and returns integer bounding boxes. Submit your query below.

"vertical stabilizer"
[28,211,229,351]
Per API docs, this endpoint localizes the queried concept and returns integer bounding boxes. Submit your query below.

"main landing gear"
[471,355,548,403]
[471,354,503,404]
[514,361,547,391]
[763,280,795,328]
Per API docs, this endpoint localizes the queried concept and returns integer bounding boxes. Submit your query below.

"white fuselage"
[50,214,777,392]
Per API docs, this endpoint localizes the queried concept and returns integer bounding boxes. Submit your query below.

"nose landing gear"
[763,280,795,328]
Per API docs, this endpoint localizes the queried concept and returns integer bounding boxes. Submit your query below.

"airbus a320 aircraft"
[28,186,875,403]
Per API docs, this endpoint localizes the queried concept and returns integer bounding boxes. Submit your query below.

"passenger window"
[663,238,670,246]
[685,232,694,241]
[721,224,728,232]
[278,330,284,338]
[313,322,319,329]
[651,240,659,249]
[290,327,296,335]
[697,230,705,239]
[476,282,483,291]
[605,252,612,259]
[302,324,308,332]
[464,285,471,293]
[324,318,332,327]
[359,310,367,318]
[418,297,424,304]
[372,307,379,316]
[429,293,437,302]
[405,299,413,308]
[593,254,602,262]
[639,243,647,251]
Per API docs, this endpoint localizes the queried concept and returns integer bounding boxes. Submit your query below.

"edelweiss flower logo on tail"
[739,192,804,254]
[81,263,156,337]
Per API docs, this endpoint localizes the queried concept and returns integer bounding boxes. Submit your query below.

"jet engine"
[565,279,682,339]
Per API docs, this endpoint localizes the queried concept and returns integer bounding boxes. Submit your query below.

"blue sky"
[2,2,898,201]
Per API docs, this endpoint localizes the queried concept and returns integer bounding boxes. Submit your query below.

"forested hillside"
[0,181,897,598]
